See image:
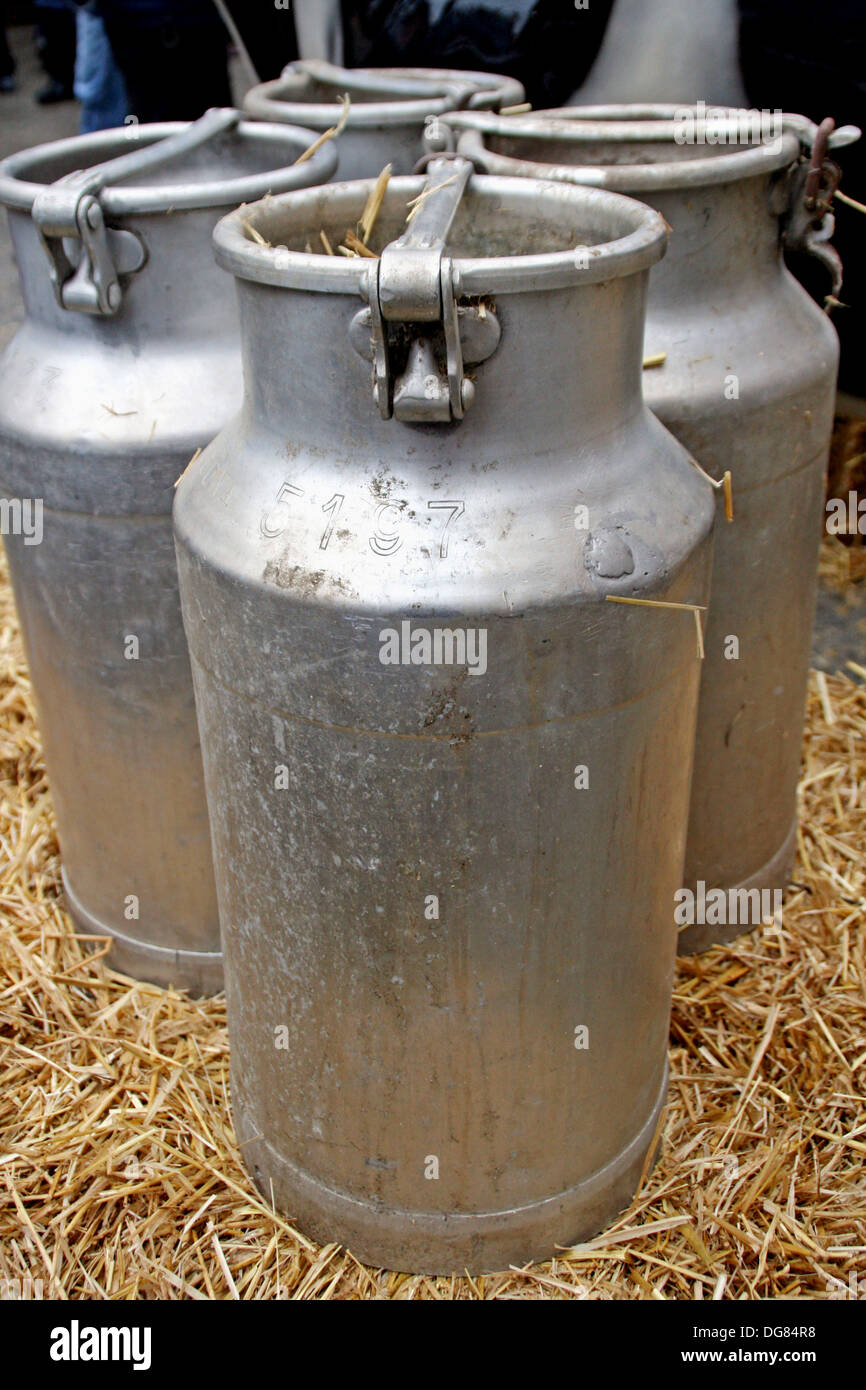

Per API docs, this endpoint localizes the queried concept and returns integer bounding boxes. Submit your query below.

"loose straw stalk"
[639,362,734,521]
[293,94,351,166]
[243,219,270,248]
[173,446,202,489]
[405,171,461,225]
[834,188,866,216]
[605,594,707,659]
[329,164,391,259]
[687,454,734,522]
[341,231,377,259]
[358,165,392,245]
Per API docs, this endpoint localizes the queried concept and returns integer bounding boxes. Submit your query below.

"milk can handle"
[64,107,240,202]
[355,155,501,424]
[296,58,475,106]
[780,115,861,303]
[30,108,240,316]
[253,59,477,116]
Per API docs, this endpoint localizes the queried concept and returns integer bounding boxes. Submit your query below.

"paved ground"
[0,26,79,352]
[0,22,862,674]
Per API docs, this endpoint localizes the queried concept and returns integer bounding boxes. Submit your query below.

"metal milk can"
[444,106,859,951]
[0,112,337,994]
[242,58,525,178]
[174,160,715,1271]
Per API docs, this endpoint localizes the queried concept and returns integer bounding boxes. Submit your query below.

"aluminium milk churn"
[0,112,336,994]
[242,58,525,178]
[445,106,860,951]
[174,159,715,1271]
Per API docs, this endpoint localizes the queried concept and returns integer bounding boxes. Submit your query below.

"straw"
[341,231,377,260]
[835,189,866,216]
[605,595,707,659]
[405,171,462,225]
[293,95,351,166]
[0,541,863,1299]
[358,165,392,246]
[173,447,202,490]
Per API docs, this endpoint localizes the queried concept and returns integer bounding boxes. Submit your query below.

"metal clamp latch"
[349,156,500,423]
[31,175,142,316]
[31,106,240,316]
[779,115,860,302]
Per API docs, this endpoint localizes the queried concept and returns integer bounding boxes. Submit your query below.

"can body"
[175,175,714,1269]
[453,113,842,950]
[0,120,336,992]
[638,176,837,948]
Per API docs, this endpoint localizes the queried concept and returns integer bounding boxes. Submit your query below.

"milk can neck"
[644,175,785,305]
[218,164,668,451]
[236,271,651,456]
[8,204,239,341]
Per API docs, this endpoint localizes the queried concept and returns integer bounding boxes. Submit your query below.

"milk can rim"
[526,104,860,150]
[0,119,338,215]
[212,173,668,296]
[443,110,808,191]
[242,63,524,130]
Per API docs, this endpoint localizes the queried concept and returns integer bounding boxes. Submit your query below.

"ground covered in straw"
[0,545,864,1301]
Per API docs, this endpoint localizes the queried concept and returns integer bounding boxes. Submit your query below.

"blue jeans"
[75,6,129,132]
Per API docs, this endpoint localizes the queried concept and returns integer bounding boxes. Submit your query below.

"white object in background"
[293,0,344,64]
[570,0,748,107]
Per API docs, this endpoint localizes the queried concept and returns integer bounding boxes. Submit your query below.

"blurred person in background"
[0,3,15,92]
[99,0,230,121]
[219,0,298,82]
[34,0,76,103]
[338,0,612,108]
[218,1,610,105]
[74,0,128,130]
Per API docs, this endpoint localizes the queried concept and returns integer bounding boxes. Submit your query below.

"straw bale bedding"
[0,543,863,1301]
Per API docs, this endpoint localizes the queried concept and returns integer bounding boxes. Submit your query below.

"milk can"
[0,112,337,994]
[174,161,715,1271]
[442,106,859,951]
[242,58,525,178]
